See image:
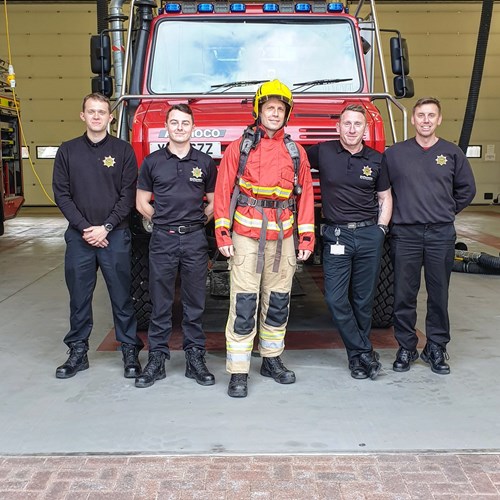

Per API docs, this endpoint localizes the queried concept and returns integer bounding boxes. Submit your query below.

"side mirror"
[90,34,113,97]
[390,36,410,76]
[90,34,112,74]
[91,75,114,98]
[394,75,414,99]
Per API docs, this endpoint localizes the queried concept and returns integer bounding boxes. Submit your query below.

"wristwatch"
[104,223,114,232]
[378,224,389,235]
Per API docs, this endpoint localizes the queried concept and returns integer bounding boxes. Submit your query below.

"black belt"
[159,223,204,234]
[326,219,376,229]
[237,194,294,209]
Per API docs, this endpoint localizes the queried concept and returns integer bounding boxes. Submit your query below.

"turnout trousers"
[322,224,385,361]
[225,232,297,374]
[390,223,456,350]
[63,226,139,347]
[147,226,209,356]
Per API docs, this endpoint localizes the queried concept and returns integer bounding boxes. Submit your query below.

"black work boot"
[228,373,248,398]
[393,347,419,372]
[349,356,368,379]
[56,341,89,379]
[260,356,296,384]
[122,343,142,379]
[135,351,166,388]
[185,347,215,386]
[359,350,382,380]
[420,342,450,375]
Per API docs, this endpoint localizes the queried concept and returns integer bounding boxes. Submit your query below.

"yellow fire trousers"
[225,232,297,373]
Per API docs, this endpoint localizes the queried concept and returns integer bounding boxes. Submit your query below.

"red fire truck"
[0,58,24,236]
[91,0,414,329]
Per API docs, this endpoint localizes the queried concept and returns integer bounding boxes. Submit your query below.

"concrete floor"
[1,206,499,458]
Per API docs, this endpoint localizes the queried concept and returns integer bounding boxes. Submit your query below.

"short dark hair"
[413,97,441,114]
[340,104,366,118]
[166,104,194,123]
[82,93,111,113]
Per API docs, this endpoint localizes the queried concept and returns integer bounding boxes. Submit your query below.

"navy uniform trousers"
[322,223,385,360]
[390,222,456,350]
[147,226,208,356]
[63,226,139,347]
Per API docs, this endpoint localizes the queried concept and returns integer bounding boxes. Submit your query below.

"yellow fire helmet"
[253,79,294,124]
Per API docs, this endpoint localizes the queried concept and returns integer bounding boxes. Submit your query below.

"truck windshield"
[149,19,362,94]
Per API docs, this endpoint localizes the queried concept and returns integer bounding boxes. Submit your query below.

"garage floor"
[1,206,500,498]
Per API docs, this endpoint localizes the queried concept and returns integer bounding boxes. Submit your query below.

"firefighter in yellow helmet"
[253,78,294,123]
[214,79,315,398]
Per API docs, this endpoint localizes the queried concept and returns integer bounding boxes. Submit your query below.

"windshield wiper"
[292,78,353,92]
[206,79,270,94]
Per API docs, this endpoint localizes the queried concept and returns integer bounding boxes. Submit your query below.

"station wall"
[0,2,498,205]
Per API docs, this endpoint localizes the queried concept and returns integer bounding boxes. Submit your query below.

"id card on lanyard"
[330,227,345,255]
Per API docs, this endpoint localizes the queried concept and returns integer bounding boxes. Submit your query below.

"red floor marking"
[97,327,427,352]
[456,209,500,250]
[456,228,500,251]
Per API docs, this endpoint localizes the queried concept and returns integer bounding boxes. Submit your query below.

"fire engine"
[0,58,24,236]
[91,0,414,329]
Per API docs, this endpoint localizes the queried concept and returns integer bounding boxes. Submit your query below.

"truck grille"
[297,128,339,142]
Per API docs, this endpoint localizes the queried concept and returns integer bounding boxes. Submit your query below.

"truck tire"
[371,238,394,328]
[131,235,151,331]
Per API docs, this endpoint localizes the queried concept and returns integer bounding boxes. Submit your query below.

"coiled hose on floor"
[453,244,500,275]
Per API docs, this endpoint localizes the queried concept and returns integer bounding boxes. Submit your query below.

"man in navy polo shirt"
[307,104,392,380]
[135,104,217,388]
[53,93,142,380]
[384,97,476,375]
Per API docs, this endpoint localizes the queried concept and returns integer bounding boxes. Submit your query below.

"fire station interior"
[1,0,500,497]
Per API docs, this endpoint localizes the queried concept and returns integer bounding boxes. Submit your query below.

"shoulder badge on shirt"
[190,166,203,183]
[103,156,116,168]
[435,154,448,166]
[360,165,373,181]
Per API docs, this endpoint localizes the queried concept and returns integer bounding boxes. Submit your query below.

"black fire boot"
[122,343,142,379]
[228,373,248,398]
[260,356,296,384]
[56,341,89,379]
[420,342,450,375]
[349,356,368,379]
[359,350,382,380]
[393,347,419,372]
[185,347,215,386]
[135,351,166,388]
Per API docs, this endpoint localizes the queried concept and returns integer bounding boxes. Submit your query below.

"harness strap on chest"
[283,134,301,250]
[283,134,300,189]
[228,127,259,231]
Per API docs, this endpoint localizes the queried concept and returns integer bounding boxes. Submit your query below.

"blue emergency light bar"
[162,2,345,15]
[327,2,344,12]
[197,3,214,12]
[295,3,311,12]
[230,3,246,12]
[262,3,279,12]
[164,2,181,13]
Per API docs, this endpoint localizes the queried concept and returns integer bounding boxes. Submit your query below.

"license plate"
[150,142,222,158]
